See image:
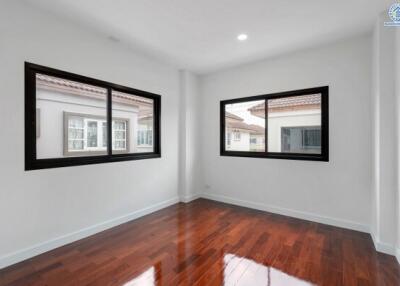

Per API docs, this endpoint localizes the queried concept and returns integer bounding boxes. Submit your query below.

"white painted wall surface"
[396,28,400,262]
[200,36,372,231]
[371,14,381,247]
[0,1,180,268]
[178,71,201,202]
[370,12,398,255]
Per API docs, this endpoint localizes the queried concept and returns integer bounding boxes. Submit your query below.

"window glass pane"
[87,121,98,147]
[35,74,107,158]
[112,90,154,153]
[267,94,322,154]
[225,100,265,152]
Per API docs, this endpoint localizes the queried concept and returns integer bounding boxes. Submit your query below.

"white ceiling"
[24,0,391,74]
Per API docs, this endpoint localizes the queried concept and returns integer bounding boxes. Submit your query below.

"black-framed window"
[220,86,329,161]
[25,62,161,170]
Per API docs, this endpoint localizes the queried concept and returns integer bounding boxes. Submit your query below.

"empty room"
[1,0,400,285]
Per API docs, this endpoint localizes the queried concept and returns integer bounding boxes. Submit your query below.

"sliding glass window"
[220,87,328,161]
[25,62,161,170]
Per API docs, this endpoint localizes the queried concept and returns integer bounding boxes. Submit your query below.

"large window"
[220,87,328,161]
[25,62,161,170]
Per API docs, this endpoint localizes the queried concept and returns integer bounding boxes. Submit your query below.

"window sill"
[220,151,328,162]
[26,153,161,171]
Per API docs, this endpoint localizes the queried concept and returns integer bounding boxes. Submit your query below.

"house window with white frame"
[137,129,153,146]
[233,130,241,141]
[226,132,232,147]
[113,120,127,150]
[65,113,129,156]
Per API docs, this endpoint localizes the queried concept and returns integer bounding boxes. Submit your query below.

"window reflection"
[123,266,155,286]
[223,254,315,285]
[120,254,315,285]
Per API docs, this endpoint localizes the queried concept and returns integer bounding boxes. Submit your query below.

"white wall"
[178,71,201,202]
[371,12,398,256]
[396,28,400,262]
[200,35,372,231]
[0,1,180,268]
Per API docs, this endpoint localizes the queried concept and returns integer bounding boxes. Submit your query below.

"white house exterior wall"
[226,130,251,151]
[250,134,265,151]
[268,110,321,152]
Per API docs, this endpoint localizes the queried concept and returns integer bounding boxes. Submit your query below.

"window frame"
[25,62,161,170]
[220,86,329,162]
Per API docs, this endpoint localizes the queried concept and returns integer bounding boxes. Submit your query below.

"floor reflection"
[123,266,155,286]
[223,254,314,286]
[122,254,314,286]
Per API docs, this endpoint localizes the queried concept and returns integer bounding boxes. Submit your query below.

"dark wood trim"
[25,62,162,170]
[220,86,329,162]
[107,87,112,156]
[321,87,329,162]
[264,99,268,152]
[220,101,225,156]
[25,63,37,171]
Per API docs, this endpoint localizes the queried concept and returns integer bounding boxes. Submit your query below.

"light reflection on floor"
[123,266,155,286]
[223,253,315,286]
[122,253,315,286]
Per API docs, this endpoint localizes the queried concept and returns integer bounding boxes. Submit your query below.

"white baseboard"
[180,193,201,203]
[374,241,396,256]
[396,248,400,264]
[201,193,370,233]
[370,231,397,256]
[0,197,179,270]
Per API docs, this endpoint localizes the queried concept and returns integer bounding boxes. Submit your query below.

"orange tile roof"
[226,112,264,134]
[249,94,321,113]
[36,73,153,107]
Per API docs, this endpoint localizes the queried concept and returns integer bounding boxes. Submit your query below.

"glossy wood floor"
[1,199,399,286]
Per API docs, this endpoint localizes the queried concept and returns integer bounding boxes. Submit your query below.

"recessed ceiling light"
[237,34,248,41]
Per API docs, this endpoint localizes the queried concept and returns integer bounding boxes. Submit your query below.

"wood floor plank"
[0,199,399,286]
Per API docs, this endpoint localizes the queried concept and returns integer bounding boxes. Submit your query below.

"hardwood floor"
[1,199,399,286]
